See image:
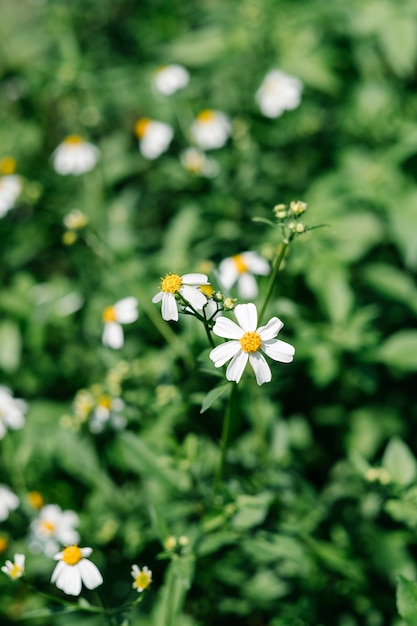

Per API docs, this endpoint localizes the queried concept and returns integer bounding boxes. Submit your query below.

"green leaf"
[363,263,417,316]
[382,438,417,486]
[0,319,21,372]
[379,18,417,77]
[231,492,274,531]
[377,331,417,371]
[397,575,417,625]
[200,382,231,414]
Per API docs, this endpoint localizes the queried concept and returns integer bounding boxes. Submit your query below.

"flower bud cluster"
[272,200,308,242]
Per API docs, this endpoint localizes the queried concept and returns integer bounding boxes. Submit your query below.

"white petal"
[152,291,163,303]
[102,322,124,349]
[51,560,65,582]
[212,316,244,340]
[262,339,295,363]
[225,351,248,383]
[182,273,209,285]
[162,293,178,321]
[114,297,138,323]
[56,565,82,596]
[181,285,207,310]
[78,559,103,590]
[257,317,283,341]
[234,303,257,331]
[242,252,270,275]
[237,273,258,299]
[80,547,93,558]
[218,258,238,290]
[209,341,241,367]
[249,352,272,385]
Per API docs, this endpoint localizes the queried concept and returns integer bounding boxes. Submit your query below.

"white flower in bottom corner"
[134,118,173,159]
[152,273,209,321]
[102,297,139,349]
[2,553,25,580]
[52,136,100,175]
[131,564,152,592]
[51,545,103,596]
[209,303,295,385]
[255,70,303,118]
[218,251,270,299]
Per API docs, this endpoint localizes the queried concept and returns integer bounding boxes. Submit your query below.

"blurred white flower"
[131,564,152,592]
[218,252,270,299]
[29,504,80,557]
[209,303,295,385]
[152,273,209,322]
[134,118,173,159]
[190,110,231,150]
[51,545,103,596]
[0,485,19,521]
[1,553,25,580]
[89,394,126,433]
[0,157,22,218]
[180,147,219,178]
[52,136,100,175]
[255,70,303,118]
[153,64,189,95]
[0,386,27,439]
[102,297,138,349]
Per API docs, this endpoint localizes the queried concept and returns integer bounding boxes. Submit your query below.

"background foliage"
[1,0,417,624]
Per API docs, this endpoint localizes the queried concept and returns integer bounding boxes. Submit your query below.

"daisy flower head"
[51,545,103,596]
[131,564,152,593]
[29,504,80,557]
[190,109,231,151]
[218,252,270,299]
[102,297,139,349]
[134,118,174,160]
[153,64,189,95]
[0,386,27,439]
[255,70,303,118]
[152,273,209,322]
[2,553,25,580]
[0,157,22,219]
[52,135,100,175]
[0,485,19,522]
[180,147,219,178]
[209,303,295,385]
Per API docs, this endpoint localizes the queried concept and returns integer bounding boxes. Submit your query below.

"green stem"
[258,241,289,324]
[214,383,238,491]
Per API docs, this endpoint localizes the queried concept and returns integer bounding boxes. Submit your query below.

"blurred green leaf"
[377,331,417,371]
[200,382,231,414]
[382,438,417,486]
[397,575,417,625]
[0,319,21,372]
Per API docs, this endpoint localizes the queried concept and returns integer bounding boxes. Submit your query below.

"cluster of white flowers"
[0,386,27,439]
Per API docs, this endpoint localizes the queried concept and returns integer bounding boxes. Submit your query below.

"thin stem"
[258,241,289,324]
[214,383,238,491]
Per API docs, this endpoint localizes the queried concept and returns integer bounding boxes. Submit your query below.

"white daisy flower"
[180,147,219,178]
[134,118,174,160]
[0,485,19,521]
[52,136,100,175]
[190,110,231,150]
[152,273,209,322]
[102,297,138,349]
[255,70,303,118]
[131,564,152,592]
[153,64,189,95]
[51,545,103,596]
[89,394,126,433]
[1,553,25,580]
[29,504,80,557]
[218,252,270,299]
[0,386,27,439]
[209,303,295,385]
[0,176,22,218]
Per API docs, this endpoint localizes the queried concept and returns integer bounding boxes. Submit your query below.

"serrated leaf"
[200,382,231,414]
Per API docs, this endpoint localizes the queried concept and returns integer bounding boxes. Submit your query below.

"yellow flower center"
[97,394,112,410]
[240,331,262,353]
[0,156,16,175]
[232,254,248,274]
[62,545,83,565]
[64,135,83,145]
[41,520,55,534]
[199,284,213,297]
[27,491,44,509]
[197,109,215,123]
[134,571,151,590]
[9,563,23,579]
[134,118,151,138]
[102,306,116,323]
[161,273,182,293]
[0,536,8,553]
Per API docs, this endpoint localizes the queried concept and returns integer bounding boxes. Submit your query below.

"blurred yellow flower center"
[28,491,44,509]
[134,571,152,590]
[9,563,23,579]
[62,545,82,565]
[97,394,112,410]
[161,273,182,293]
[240,331,261,353]
[135,118,151,138]
[232,254,248,274]
[0,156,16,175]
[0,536,8,553]
[102,306,116,322]
[197,109,215,123]
[41,520,55,534]
[199,284,213,297]
[64,135,83,145]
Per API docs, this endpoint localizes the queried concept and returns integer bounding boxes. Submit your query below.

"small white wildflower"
[256,70,303,118]
[52,136,100,175]
[152,273,209,322]
[102,297,139,349]
[134,118,174,160]
[180,147,219,178]
[153,64,189,95]
[29,504,80,557]
[51,545,103,596]
[1,553,25,580]
[0,485,19,522]
[190,110,231,150]
[0,386,27,439]
[218,252,270,299]
[131,564,152,592]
